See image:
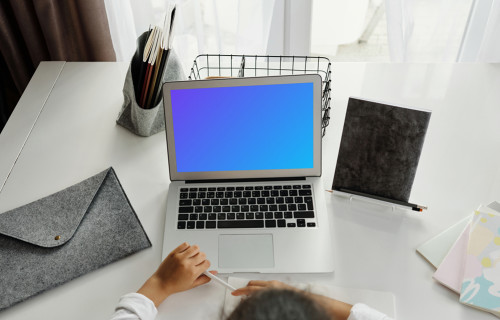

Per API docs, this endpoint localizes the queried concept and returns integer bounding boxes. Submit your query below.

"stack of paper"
[418,202,500,317]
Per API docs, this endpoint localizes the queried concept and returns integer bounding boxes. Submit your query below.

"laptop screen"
[170,83,314,172]
[163,75,322,181]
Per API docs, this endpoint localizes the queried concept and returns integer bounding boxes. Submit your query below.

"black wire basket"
[188,54,331,137]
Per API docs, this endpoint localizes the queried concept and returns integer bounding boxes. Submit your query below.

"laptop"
[161,74,334,273]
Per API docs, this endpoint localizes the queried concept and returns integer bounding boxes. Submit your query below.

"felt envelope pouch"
[0,168,151,311]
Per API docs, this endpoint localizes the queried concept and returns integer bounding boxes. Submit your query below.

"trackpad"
[219,234,274,269]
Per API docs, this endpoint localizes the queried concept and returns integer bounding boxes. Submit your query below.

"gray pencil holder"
[116,48,185,137]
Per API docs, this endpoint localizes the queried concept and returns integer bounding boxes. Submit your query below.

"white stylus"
[203,271,237,291]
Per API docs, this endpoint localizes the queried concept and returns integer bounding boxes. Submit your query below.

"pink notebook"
[432,223,471,293]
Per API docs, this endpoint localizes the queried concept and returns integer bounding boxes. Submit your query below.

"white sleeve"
[347,303,393,320]
[110,293,158,320]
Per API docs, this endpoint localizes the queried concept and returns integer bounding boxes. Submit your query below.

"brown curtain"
[0,0,116,131]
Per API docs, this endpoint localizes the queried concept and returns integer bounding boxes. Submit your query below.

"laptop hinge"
[186,177,306,184]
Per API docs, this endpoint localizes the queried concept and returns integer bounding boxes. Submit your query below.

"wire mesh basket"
[188,54,331,136]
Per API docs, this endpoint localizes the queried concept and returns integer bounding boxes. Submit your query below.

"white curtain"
[385,0,500,62]
[385,0,473,62]
[459,0,500,62]
[104,0,276,73]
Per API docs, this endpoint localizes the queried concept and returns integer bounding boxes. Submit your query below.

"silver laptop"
[161,74,333,273]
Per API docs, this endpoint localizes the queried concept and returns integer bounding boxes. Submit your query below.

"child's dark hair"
[227,288,329,320]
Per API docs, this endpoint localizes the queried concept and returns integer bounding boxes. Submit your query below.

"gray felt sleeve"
[0,168,151,311]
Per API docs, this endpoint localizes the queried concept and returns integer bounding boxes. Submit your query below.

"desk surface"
[1,62,500,319]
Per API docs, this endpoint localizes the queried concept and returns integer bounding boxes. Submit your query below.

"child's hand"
[138,242,215,307]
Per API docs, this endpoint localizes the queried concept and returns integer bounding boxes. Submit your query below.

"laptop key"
[189,187,198,192]
[271,190,279,197]
[179,200,192,206]
[304,197,314,210]
[232,205,240,212]
[279,204,287,211]
[179,206,194,213]
[199,187,207,191]
[294,211,315,219]
[284,185,292,189]
[199,213,207,220]
[180,193,188,199]
[239,198,247,205]
[257,198,265,204]
[264,186,272,190]
[177,221,186,229]
[193,199,201,205]
[216,192,224,198]
[208,187,216,191]
[298,204,307,211]
[250,205,259,212]
[265,220,277,228]
[229,199,238,205]
[245,186,253,190]
[288,204,297,211]
[213,206,222,213]
[297,219,306,227]
[220,199,229,205]
[189,214,198,220]
[260,205,269,211]
[284,211,293,219]
[189,192,197,199]
[236,187,244,191]
[222,206,231,212]
[203,206,212,213]
[273,185,282,190]
[225,191,233,198]
[226,187,235,191]
[289,190,298,196]
[293,185,302,189]
[236,212,245,220]
[276,197,285,204]
[255,212,264,219]
[269,205,278,211]
[287,223,296,227]
[208,213,217,220]
[294,197,303,203]
[252,191,260,197]
[266,198,275,204]
[277,219,286,228]
[246,212,254,219]
[218,220,264,228]
[202,199,210,205]
[241,205,250,212]
[303,185,311,189]
[265,212,273,219]
[211,199,219,205]
[207,192,215,198]
[274,212,283,219]
[198,192,206,198]
[218,213,226,220]
[307,222,316,227]
[248,198,256,204]
[178,214,189,221]
[195,206,203,213]
[206,221,216,229]
[217,187,225,191]
[299,189,312,196]
[187,221,195,229]
[227,213,235,220]
[196,221,204,229]
[180,188,188,192]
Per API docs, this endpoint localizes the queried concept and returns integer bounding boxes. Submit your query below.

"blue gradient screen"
[170,82,314,172]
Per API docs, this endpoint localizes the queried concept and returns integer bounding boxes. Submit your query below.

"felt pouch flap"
[0,168,110,248]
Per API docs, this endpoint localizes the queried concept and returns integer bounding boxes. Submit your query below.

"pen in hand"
[204,271,236,291]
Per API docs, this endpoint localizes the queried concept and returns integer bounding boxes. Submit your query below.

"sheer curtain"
[104,0,276,74]
[385,0,500,62]
[385,0,473,62]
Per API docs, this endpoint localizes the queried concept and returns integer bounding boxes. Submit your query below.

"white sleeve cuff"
[112,292,158,320]
[347,303,393,320]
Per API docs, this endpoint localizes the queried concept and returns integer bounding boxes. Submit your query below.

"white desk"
[1,62,500,319]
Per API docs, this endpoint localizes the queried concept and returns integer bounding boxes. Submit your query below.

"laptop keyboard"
[177,184,317,229]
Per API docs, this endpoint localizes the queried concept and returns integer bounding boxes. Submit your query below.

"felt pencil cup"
[117,31,185,137]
